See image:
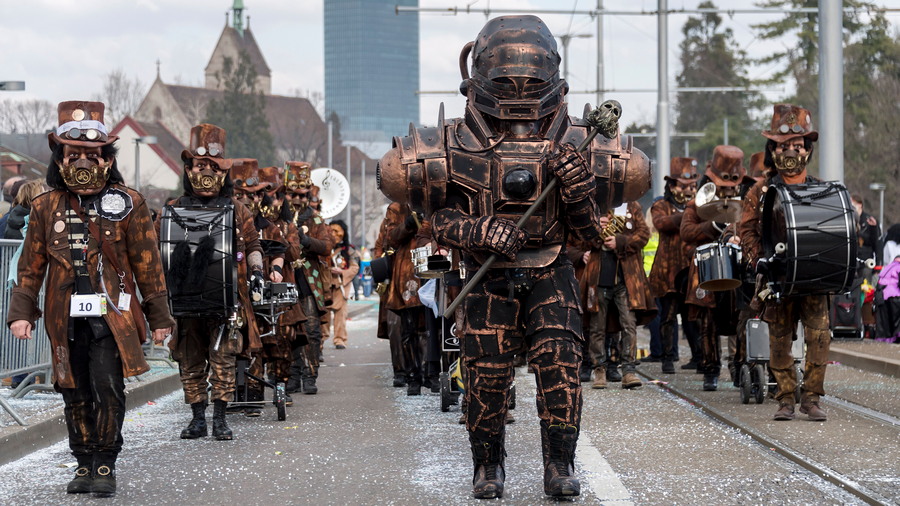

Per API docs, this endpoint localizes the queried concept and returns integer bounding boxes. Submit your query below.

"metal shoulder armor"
[377,105,449,216]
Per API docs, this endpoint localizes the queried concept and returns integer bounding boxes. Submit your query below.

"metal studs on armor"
[503,168,537,200]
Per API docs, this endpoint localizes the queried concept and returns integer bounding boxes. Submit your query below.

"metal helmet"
[459,15,567,121]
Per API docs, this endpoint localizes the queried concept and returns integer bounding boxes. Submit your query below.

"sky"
[2,0,899,132]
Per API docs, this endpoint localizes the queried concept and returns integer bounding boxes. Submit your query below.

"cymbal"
[697,199,742,222]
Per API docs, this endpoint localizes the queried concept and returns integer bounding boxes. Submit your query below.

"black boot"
[543,424,581,497]
[470,435,506,499]
[180,402,208,439]
[302,377,318,395]
[703,374,719,391]
[92,462,116,498]
[212,400,233,440]
[578,363,592,383]
[66,456,93,494]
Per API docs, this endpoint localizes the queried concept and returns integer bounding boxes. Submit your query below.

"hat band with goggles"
[56,120,109,142]
[778,123,806,134]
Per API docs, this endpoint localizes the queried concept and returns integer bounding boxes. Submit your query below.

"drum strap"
[68,193,147,343]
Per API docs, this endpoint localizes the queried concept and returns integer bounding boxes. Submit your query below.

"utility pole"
[596,0,604,105]
[655,0,669,197]
[346,145,352,242]
[558,33,591,82]
[819,0,843,182]
[360,160,366,250]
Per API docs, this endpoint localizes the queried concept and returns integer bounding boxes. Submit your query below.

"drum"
[695,243,741,291]
[762,182,858,296]
[160,205,238,318]
[411,245,452,279]
[253,282,299,309]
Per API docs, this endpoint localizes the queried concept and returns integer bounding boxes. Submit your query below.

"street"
[0,301,897,505]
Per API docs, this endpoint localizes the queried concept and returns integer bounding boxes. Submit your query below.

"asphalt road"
[0,301,892,505]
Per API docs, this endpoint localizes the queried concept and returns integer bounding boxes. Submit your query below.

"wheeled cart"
[739,318,804,405]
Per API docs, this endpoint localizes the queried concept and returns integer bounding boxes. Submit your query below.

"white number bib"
[70,294,107,317]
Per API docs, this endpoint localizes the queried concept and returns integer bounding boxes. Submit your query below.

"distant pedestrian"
[3,180,45,240]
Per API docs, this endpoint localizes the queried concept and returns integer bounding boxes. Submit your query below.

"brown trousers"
[173,318,238,404]
[765,295,830,403]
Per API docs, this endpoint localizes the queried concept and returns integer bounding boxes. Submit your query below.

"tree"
[675,1,762,162]
[204,51,276,166]
[753,1,900,222]
[93,69,145,126]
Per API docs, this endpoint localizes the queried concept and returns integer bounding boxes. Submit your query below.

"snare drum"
[411,245,452,279]
[695,243,742,291]
[160,205,238,318]
[253,282,299,309]
[762,182,858,296]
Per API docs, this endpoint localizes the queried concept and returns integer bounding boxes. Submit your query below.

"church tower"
[204,0,271,94]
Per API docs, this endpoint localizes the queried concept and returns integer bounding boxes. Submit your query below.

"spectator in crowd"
[4,180,46,240]
[883,224,900,265]
[0,178,27,237]
[0,176,25,216]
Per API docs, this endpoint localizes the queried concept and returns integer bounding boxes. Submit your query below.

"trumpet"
[601,211,628,240]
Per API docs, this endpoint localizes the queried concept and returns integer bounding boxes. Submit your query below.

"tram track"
[637,369,895,506]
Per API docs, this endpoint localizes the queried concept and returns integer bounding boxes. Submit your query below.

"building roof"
[109,116,183,175]
[205,26,271,77]
[0,143,46,180]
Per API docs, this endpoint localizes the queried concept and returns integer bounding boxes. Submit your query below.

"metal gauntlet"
[551,143,595,203]
[468,216,528,261]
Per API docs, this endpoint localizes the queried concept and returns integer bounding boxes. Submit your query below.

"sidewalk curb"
[829,348,900,378]
[0,371,182,467]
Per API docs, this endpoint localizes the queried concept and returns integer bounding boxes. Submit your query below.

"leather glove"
[468,216,528,261]
[250,269,266,303]
[550,143,596,203]
[297,226,312,248]
[754,258,768,277]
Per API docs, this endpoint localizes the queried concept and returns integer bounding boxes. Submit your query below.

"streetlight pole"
[869,183,886,231]
[557,33,591,82]
[134,136,157,194]
[0,81,25,91]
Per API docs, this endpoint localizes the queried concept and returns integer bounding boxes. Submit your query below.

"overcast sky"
[2,0,899,131]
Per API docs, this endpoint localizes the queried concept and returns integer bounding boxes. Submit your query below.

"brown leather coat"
[293,209,335,315]
[680,200,722,308]
[272,218,305,326]
[569,201,655,326]
[383,206,423,311]
[648,198,691,298]
[8,186,175,388]
[157,197,264,353]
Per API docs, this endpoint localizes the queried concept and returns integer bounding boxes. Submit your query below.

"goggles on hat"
[716,172,741,182]
[56,120,108,142]
[193,145,222,157]
[678,172,697,179]
[778,123,805,134]
[233,177,259,187]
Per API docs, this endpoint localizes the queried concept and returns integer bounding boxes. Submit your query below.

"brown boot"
[800,399,827,421]
[773,402,795,421]
[621,371,642,389]
[591,368,607,389]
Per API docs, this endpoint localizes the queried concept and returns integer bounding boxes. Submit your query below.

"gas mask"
[187,168,226,194]
[60,158,110,191]
[671,182,696,204]
[260,194,280,220]
[772,149,809,177]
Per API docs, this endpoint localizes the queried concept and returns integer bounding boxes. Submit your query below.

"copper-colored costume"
[738,105,831,415]
[7,100,175,486]
[373,203,406,383]
[681,146,746,388]
[378,15,650,498]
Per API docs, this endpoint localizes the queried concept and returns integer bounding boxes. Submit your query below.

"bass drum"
[761,182,858,297]
[160,205,238,318]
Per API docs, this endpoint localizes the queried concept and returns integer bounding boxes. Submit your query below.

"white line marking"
[577,429,634,504]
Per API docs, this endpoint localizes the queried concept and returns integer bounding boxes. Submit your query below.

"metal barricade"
[0,239,54,425]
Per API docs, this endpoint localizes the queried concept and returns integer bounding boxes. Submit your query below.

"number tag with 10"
[70,294,107,317]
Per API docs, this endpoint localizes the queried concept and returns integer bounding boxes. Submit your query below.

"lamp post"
[0,81,25,91]
[134,136,157,194]
[869,182,886,230]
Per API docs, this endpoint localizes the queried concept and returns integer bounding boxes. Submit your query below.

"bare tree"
[93,69,145,126]
[0,98,55,135]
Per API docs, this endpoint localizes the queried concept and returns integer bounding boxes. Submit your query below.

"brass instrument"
[601,211,628,240]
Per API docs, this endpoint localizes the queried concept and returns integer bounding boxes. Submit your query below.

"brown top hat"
[258,166,283,192]
[230,158,267,192]
[705,145,745,187]
[181,123,233,170]
[48,100,119,149]
[747,151,766,181]
[665,157,700,184]
[284,161,313,193]
[762,104,818,144]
